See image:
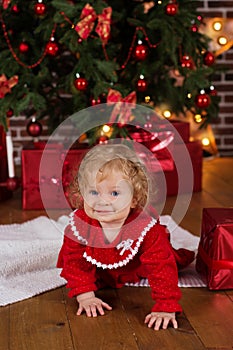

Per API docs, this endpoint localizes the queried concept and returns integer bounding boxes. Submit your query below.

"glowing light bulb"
[187,93,192,99]
[102,124,110,133]
[213,21,222,31]
[163,110,171,118]
[218,36,228,45]
[194,114,202,123]
[145,96,151,103]
[202,137,210,146]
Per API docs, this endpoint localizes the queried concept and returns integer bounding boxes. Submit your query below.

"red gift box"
[149,119,190,144]
[196,208,233,290]
[130,129,174,172]
[168,120,190,144]
[21,145,88,210]
[155,140,202,198]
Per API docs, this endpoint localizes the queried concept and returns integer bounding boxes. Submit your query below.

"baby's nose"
[98,193,110,204]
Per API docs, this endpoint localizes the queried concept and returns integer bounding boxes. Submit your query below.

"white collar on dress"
[69,209,157,269]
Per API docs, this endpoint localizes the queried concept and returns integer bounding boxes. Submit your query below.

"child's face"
[83,171,136,228]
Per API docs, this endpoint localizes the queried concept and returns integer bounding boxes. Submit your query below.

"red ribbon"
[75,4,112,43]
[198,245,233,270]
[2,0,11,9]
[107,88,137,124]
[0,74,18,99]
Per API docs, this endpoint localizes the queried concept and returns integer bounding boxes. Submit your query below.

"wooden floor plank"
[117,287,206,350]
[0,305,10,350]
[9,288,74,350]
[226,290,233,302]
[202,171,233,207]
[181,288,233,348]
[63,287,139,350]
[203,158,233,187]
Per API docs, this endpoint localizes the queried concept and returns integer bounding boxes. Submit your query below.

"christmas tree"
[0,0,220,140]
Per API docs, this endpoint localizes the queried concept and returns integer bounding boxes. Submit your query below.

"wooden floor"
[0,157,233,350]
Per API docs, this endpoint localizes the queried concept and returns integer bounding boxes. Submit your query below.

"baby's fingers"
[101,301,112,311]
[96,302,112,316]
[144,313,178,331]
[169,317,178,329]
[145,313,160,329]
[76,305,83,316]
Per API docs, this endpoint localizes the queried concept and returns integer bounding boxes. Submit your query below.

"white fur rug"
[0,215,206,306]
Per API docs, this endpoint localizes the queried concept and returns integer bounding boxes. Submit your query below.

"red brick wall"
[10,1,233,161]
[198,0,233,156]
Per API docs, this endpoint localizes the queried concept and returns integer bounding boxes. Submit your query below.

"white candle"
[6,131,15,178]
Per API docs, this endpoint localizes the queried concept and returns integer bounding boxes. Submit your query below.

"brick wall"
[10,1,233,161]
[198,0,233,156]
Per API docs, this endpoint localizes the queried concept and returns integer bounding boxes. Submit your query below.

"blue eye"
[90,190,98,196]
[111,191,120,197]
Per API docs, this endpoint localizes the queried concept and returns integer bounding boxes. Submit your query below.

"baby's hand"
[76,292,112,317]
[144,312,178,331]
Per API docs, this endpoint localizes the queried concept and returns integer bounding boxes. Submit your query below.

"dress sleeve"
[140,224,182,313]
[57,225,97,298]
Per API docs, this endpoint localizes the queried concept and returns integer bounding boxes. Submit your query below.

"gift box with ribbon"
[129,127,174,172]
[149,118,190,144]
[21,143,88,210]
[196,208,233,290]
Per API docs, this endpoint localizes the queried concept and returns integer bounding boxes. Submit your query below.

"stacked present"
[159,120,202,196]
[196,208,233,290]
[130,120,202,198]
[21,120,203,210]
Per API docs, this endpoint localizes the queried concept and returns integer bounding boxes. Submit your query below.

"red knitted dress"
[57,209,194,313]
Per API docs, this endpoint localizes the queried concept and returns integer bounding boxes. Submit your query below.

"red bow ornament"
[2,0,11,9]
[75,4,112,43]
[0,74,18,99]
[107,88,137,124]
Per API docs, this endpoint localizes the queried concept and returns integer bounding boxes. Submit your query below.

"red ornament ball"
[181,55,194,69]
[6,108,14,118]
[195,93,211,109]
[136,78,148,92]
[6,177,19,191]
[90,96,101,106]
[74,77,88,91]
[19,42,29,53]
[98,136,108,144]
[46,41,59,56]
[191,24,198,32]
[11,4,20,13]
[204,51,215,66]
[27,119,43,137]
[209,86,217,96]
[34,2,47,16]
[134,44,148,61]
[165,3,178,16]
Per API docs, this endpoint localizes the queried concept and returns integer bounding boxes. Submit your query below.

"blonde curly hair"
[69,143,150,210]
